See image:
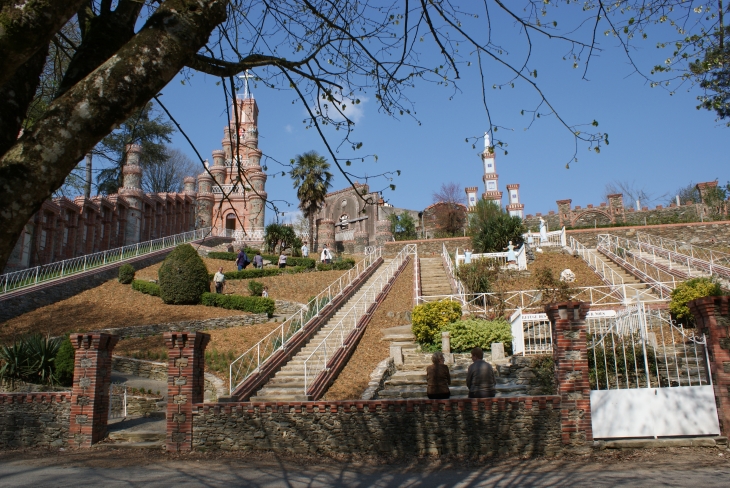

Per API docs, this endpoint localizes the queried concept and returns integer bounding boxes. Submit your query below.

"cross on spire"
[238,70,253,99]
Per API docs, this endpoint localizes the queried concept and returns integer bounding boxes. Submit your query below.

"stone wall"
[112,356,168,381]
[0,393,71,448]
[567,221,730,248]
[90,314,269,339]
[274,300,306,315]
[192,397,562,456]
[383,237,470,257]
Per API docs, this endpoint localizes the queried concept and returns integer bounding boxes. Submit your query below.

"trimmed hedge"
[132,279,161,296]
[208,248,259,261]
[443,319,512,354]
[201,292,275,317]
[210,266,307,281]
[208,251,316,271]
[280,256,316,269]
[316,259,356,271]
[158,244,210,304]
[118,264,135,284]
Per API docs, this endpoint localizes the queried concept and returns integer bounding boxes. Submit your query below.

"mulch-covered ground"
[324,262,414,401]
[0,257,359,343]
[496,249,606,291]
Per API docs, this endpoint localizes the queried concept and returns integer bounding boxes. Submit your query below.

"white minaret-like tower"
[506,184,524,218]
[480,132,502,206]
[465,187,478,209]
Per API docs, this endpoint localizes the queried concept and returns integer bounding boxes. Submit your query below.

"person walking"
[213,267,226,294]
[320,244,332,264]
[301,243,309,258]
[426,351,451,399]
[253,251,263,269]
[262,286,269,298]
[236,248,250,271]
[466,347,496,398]
[278,251,287,269]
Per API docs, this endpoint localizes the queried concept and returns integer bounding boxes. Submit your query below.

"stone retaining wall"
[91,314,269,339]
[192,397,562,456]
[112,356,168,381]
[274,300,307,315]
[0,393,71,448]
[567,221,730,248]
[127,396,164,417]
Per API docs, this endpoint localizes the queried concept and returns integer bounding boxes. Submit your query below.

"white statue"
[539,217,548,243]
[505,241,516,263]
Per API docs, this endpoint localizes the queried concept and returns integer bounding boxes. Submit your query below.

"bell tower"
[480,133,502,206]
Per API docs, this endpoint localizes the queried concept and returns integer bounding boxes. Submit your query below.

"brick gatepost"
[688,296,730,434]
[164,331,210,452]
[69,333,119,448]
[546,301,593,451]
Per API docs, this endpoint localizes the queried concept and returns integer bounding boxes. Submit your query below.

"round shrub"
[669,277,723,324]
[118,264,135,284]
[158,244,210,304]
[443,319,512,354]
[411,300,462,344]
[248,280,264,296]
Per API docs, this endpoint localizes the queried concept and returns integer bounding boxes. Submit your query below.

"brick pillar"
[164,331,210,452]
[688,296,730,434]
[69,333,119,448]
[546,301,593,452]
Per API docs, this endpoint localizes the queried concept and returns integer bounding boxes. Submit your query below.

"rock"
[559,269,576,282]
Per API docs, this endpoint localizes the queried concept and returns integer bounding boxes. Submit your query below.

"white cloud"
[326,92,368,124]
[284,124,293,133]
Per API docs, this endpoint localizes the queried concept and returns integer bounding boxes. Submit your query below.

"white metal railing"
[229,247,383,394]
[214,228,265,242]
[0,227,212,296]
[523,227,566,248]
[302,244,416,395]
[416,282,673,314]
[454,245,527,271]
[634,232,730,282]
[335,230,355,242]
[442,242,465,296]
[569,236,629,304]
[597,234,678,297]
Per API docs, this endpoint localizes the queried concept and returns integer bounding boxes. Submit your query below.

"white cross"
[238,70,253,99]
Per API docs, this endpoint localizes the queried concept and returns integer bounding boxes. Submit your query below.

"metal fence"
[522,227,566,248]
[229,247,383,395]
[0,227,211,296]
[302,244,416,395]
[109,384,127,419]
[454,244,527,271]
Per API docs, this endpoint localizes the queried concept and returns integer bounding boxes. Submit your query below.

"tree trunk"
[309,214,314,250]
[0,0,228,272]
[84,152,92,198]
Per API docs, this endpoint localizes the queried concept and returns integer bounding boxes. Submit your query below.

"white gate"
[588,303,720,438]
[109,384,127,419]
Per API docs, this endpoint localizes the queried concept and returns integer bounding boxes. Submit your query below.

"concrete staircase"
[584,248,659,299]
[377,352,535,399]
[250,259,393,402]
[419,258,453,300]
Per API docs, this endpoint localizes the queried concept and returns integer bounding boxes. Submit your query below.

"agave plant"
[0,341,31,387]
[0,335,62,386]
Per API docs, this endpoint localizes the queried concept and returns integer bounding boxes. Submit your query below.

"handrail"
[634,231,730,281]
[596,234,676,298]
[522,227,566,247]
[228,247,383,394]
[302,244,416,395]
[442,242,465,296]
[569,236,627,299]
[454,245,527,271]
[416,282,673,312]
[0,227,212,296]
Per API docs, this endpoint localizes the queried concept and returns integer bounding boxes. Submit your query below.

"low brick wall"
[192,397,562,456]
[568,221,730,248]
[0,393,71,448]
[112,356,168,381]
[91,314,269,339]
[383,237,470,257]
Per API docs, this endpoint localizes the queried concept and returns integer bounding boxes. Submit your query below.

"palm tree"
[290,151,333,249]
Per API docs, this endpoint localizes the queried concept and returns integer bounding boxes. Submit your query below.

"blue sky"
[153,4,728,224]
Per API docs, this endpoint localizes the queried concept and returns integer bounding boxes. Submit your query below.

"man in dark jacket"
[466,347,496,398]
[236,248,249,271]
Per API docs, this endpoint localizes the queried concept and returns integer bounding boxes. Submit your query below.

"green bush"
[208,248,258,261]
[316,259,355,271]
[456,258,500,294]
[0,335,62,386]
[216,266,306,281]
[411,300,462,344]
[118,264,135,284]
[444,319,512,354]
[669,277,724,324]
[158,244,210,304]
[282,257,316,269]
[248,280,264,296]
[201,292,275,317]
[54,336,75,387]
[132,279,161,296]
[468,199,525,252]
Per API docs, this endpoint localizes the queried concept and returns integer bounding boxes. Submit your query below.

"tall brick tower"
[480,133,502,206]
[199,71,267,243]
[506,184,524,218]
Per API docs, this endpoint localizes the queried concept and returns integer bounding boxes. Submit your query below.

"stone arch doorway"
[225,213,237,230]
